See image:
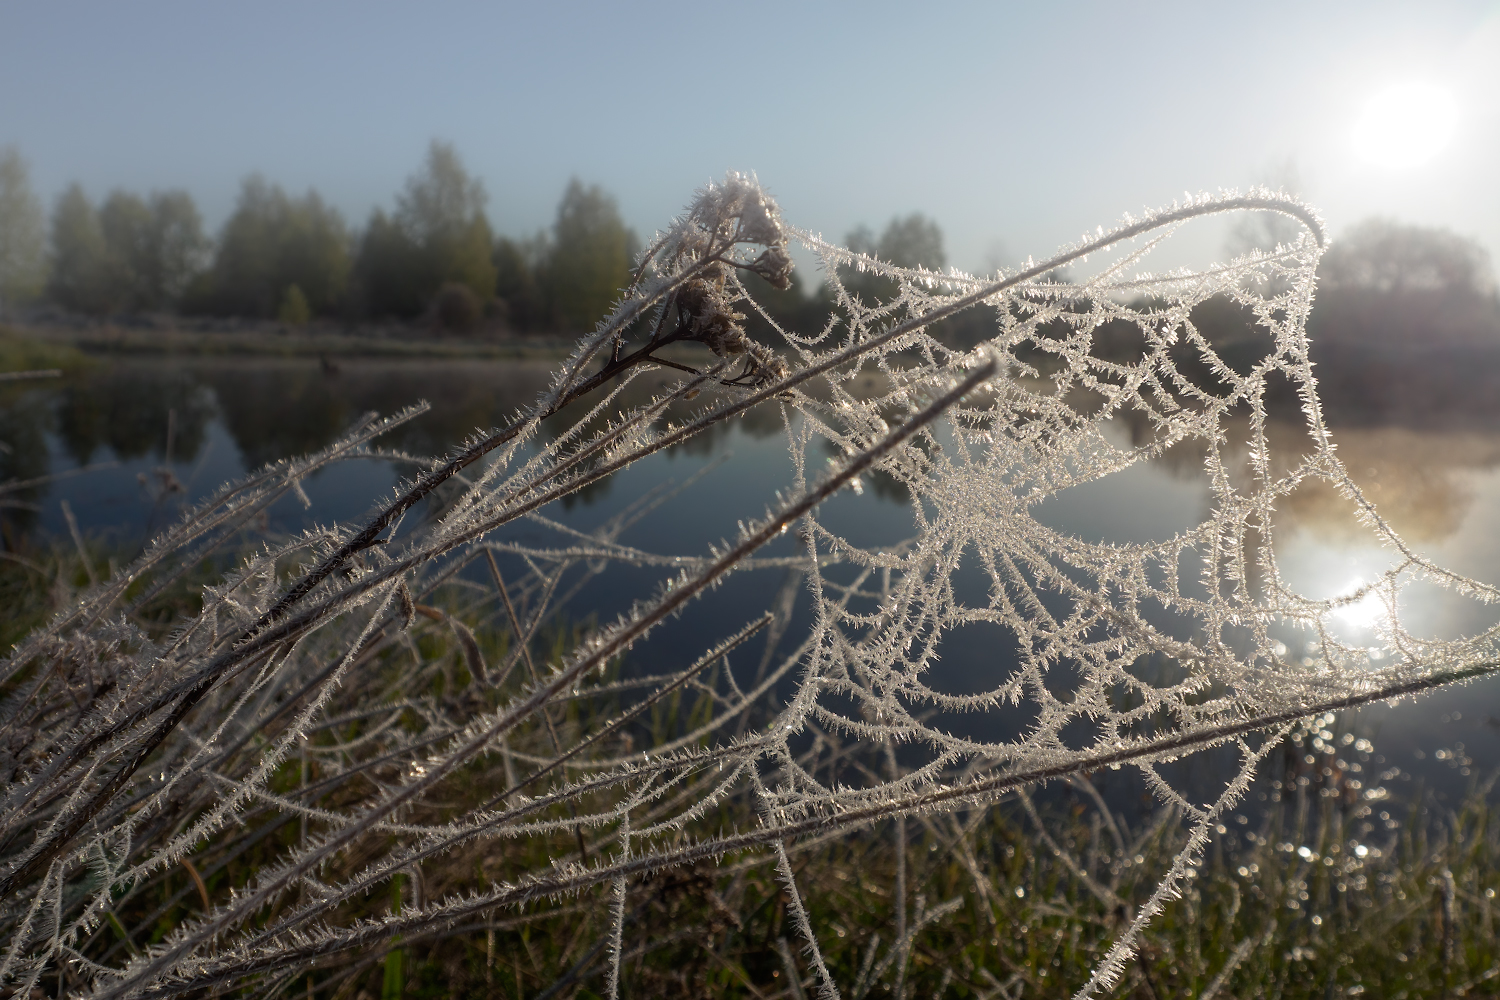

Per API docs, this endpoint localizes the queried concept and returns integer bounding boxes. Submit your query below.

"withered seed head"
[705,322,749,357]
[677,263,749,357]
[735,191,784,247]
[747,244,794,290]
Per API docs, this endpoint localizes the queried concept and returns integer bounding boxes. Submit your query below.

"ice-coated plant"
[3,172,1497,999]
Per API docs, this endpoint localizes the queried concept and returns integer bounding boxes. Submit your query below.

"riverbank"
[0,318,580,361]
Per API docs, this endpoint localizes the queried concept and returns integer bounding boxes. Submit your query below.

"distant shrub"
[1311,219,1500,348]
[277,284,311,325]
[432,281,480,333]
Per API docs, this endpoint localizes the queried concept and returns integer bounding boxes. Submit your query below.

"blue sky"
[3,1,1498,275]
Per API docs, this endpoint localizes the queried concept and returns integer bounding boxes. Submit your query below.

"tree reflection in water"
[8,354,1500,804]
[55,366,214,466]
[1,357,803,545]
[9,356,1500,549]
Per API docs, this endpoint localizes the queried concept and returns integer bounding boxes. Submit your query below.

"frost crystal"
[1,177,1489,998]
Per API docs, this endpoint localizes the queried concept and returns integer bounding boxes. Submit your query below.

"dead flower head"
[641,173,795,387]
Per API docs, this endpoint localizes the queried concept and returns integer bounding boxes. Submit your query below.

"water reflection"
[8,357,1500,556]
[1269,426,1500,650]
[174,357,793,470]
[1264,422,1500,545]
[200,364,353,469]
[0,390,51,540]
[56,368,214,466]
[7,356,1500,800]
[0,357,813,547]
[1035,413,1500,650]
[8,357,1500,570]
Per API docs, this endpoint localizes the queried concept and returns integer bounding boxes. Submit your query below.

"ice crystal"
[2,175,1491,999]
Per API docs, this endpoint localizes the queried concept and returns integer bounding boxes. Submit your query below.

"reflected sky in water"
[6,356,1500,803]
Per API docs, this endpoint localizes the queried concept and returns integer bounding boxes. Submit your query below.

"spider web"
[3,175,1497,999]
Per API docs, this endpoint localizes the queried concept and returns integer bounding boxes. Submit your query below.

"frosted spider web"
[3,174,1497,999]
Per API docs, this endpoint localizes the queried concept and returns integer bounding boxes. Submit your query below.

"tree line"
[0,142,645,334]
[0,143,958,338]
[2,140,1496,349]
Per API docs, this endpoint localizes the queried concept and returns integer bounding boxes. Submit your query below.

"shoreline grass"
[4,532,1497,999]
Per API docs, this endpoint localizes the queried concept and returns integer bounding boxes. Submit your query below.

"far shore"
[1,317,582,361]
[9,317,1500,429]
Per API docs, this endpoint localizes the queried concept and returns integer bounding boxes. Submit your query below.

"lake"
[4,354,1500,808]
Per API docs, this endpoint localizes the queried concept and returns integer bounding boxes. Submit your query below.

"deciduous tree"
[47,184,112,315]
[1311,219,1500,348]
[492,234,544,330]
[356,141,496,319]
[840,213,945,304]
[0,147,46,315]
[189,176,350,318]
[540,178,635,332]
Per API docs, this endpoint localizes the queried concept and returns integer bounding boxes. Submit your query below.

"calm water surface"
[5,356,1500,805]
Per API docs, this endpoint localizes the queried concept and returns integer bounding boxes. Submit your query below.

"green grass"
[341,767,1498,1000]
[0,325,92,374]
[87,621,1499,1000]
[7,524,1499,999]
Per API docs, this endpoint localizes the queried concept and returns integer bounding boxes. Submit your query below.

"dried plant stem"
[137,650,1500,996]
[17,178,1482,1000]
[85,354,1000,1000]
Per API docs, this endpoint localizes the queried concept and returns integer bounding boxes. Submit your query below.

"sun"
[1330,578,1385,633]
[1351,81,1460,169]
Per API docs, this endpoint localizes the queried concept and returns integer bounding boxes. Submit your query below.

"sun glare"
[1331,578,1386,633]
[1352,81,1460,169]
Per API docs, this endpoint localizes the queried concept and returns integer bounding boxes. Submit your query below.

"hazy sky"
[3,1,1498,275]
